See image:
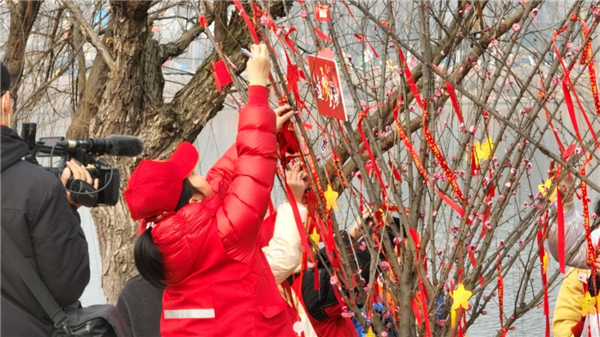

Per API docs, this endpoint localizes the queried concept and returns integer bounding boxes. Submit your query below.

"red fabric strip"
[556,183,566,274]
[397,48,424,110]
[393,104,465,217]
[446,82,465,124]
[423,106,466,205]
[357,105,388,203]
[314,27,333,42]
[232,0,259,44]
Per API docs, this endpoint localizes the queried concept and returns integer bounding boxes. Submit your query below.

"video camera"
[21,123,144,207]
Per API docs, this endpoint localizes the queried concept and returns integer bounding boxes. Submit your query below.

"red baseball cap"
[125,142,199,221]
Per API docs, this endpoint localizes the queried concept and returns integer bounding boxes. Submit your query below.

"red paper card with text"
[308,49,348,121]
[315,5,331,21]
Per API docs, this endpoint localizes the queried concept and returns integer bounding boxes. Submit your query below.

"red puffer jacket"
[151,86,294,337]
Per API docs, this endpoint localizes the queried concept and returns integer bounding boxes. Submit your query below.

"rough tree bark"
[3,0,43,128]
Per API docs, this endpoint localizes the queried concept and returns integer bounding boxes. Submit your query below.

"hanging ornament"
[324,184,339,211]
[315,5,331,21]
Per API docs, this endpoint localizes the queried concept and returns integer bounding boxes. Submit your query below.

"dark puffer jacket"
[1,125,90,336]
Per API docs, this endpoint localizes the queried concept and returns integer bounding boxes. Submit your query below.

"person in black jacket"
[1,61,95,336]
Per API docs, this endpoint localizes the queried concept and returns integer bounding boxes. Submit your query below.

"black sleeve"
[116,289,133,333]
[30,178,90,307]
[300,268,339,322]
[589,274,600,296]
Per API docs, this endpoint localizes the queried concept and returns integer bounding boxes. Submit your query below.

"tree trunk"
[4,0,42,128]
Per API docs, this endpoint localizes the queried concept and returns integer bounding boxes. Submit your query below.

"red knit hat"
[125,142,199,221]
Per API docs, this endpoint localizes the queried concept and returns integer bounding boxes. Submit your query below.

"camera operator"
[1,61,97,336]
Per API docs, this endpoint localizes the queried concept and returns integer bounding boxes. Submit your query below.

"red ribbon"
[574,16,600,115]
[552,24,599,146]
[423,104,467,205]
[556,170,566,274]
[232,0,259,44]
[314,27,333,42]
[357,105,388,204]
[497,255,505,333]
[393,103,465,217]
[446,82,465,124]
[537,216,551,337]
[397,48,424,110]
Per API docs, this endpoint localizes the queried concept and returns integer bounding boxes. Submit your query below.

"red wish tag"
[211,60,232,93]
[315,5,331,21]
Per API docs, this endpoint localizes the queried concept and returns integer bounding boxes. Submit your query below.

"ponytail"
[133,178,196,289]
[134,227,166,289]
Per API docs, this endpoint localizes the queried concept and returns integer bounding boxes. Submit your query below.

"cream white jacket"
[262,202,307,284]
[546,201,600,269]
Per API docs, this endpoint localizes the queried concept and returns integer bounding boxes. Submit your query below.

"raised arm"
[263,164,309,283]
[205,104,294,196]
[215,44,277,261]
[205,145,237,194]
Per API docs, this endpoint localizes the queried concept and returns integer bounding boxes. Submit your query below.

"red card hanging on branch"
[315,4,331,21]
[211,60,233,92]
[308,48,348,121]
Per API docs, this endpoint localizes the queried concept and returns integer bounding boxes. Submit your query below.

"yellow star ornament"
[365,327,376,337]
[581,292,597,316]
[386,59,399,71]
[451,283,472,311]
[538,178,557,203]
[324,184,339,211]
[473,137,494,165]
[309,228,320,244]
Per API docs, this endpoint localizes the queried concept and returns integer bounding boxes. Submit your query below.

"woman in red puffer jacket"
[124,44,296,336]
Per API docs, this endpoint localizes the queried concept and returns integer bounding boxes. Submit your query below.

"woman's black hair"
[175,178,196,212]
[134,178,195,289]
[134,228,166,289]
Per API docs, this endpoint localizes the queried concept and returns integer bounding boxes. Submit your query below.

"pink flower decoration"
[300,10,307,18]
[552,77,560,85]
[360,100,367,107]
[260,15,268,26]
[512,23,520,32]
[490,39,499,47]
[531,8,539,17]
[465,3,472,10]
[566,42,573,49]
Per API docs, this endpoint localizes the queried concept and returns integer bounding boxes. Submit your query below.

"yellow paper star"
[386,59,399,71]
[473,137,494,165]
[538,179,557,203]
[581,292,597,316]
[324,184,339,210]
[366,327,376,337]
[309,228,320,244]
[451,283,472,310]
